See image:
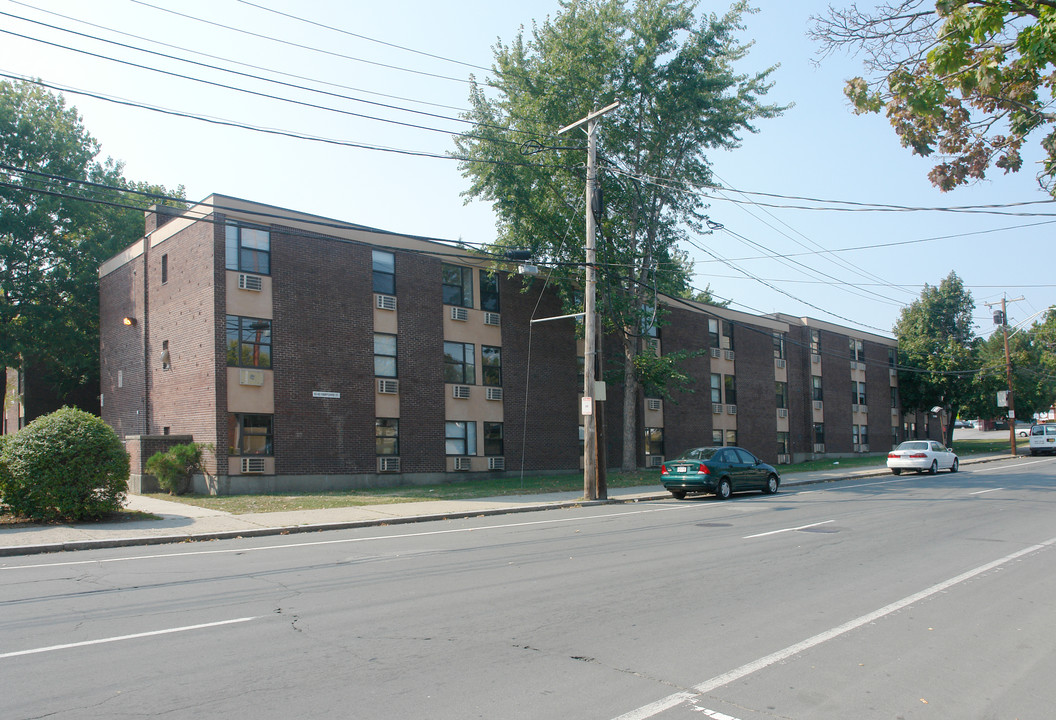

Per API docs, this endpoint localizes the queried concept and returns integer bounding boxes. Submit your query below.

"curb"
[0,454,1024,558]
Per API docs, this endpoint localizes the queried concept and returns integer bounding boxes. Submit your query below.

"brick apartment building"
[98,194,936,494]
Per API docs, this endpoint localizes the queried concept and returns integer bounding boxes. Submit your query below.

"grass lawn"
[147,439,1017,515]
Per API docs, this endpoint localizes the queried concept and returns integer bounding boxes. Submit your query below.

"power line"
[128,0,475,85]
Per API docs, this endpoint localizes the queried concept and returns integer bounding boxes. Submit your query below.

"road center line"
[743,520,834,539]
[612,535,1056,720]
[970,488,1004,495]
[0,616,258,660]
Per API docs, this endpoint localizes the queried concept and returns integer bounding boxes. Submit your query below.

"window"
[708,319,720,350]
[775,381,788,409]
[850,338,864,362]
[712,430,723,445]
[442,263,473,307]
[226,316,272,368]
[482,346,502,386]
[777,431,790,456]
[161,340,170,370]
[724,375,737,405]
[725,429,737,446]
[722,321,735,351]
[644,427,664,458]
[812,375,823,402]
[480,270,500,312]
[229,414,273,455]
[892,425,900,444]
[710,373,722,404]
[810,329,821,355]
[484,422,503,456]
[374,333,397,377]
[813,423,825,445]
[373,250,395,295]
[376,418,399,455]
[890,386,898,408]
[446,420,476,456]
[852,424,869,446]
[852,425,859,446]
[161,253,168,284]
[225,224,270,274]
[577,356,585,387]
[443,342,475,384]
[888,348,897,368]
[773,333,785,360]
[853,381,867,405]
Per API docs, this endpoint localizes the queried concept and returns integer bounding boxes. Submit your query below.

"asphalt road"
[2,456,1055,720]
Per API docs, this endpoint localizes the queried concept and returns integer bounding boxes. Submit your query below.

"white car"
[887,440,959,475]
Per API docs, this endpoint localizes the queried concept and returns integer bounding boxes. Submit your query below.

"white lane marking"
[1,504,705,571]
[743,520,834,539]
[612,535,1056,720]
[970,488,1004,495]
[0,616,258,659]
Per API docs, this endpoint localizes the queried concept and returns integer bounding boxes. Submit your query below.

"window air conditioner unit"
[852,404,860,414]
[241,457,265,474]
[860,444,870,453]
[485,387,503,401]
[375,294,397,311]
[239,369,265,386]
[484,312,500,326]
[646,398,661,412]
[777,454,791,465]
[813,400,823,411]
[450,306,469,321]
[453,457,471,471]
[889,368,897,380]
[647,455,664,468]
[725,350,736,361]
[811,353,821,364]
[813,443,825,453]
[712,403,723,414]
[377,456,400,473]
[237,273,263,292]
[775,358,786,369]
[853,444,862,453]
[452,385,471,399]
[488,456,505,470]
[377,379,398,395]
[859,404,868,414]
[777,408,788,418]
[710,348,721,359]
[727,404,737,415]
[891,407,899,415]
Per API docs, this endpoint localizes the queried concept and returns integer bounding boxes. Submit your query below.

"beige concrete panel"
[226,271,273,318]
[375,391,399,418]
[445,386,489,421]
[227,367,275,413]
[374,303,398,334]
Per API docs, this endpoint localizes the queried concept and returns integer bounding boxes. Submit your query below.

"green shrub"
[0,407,129,522]
[145,442,203,495]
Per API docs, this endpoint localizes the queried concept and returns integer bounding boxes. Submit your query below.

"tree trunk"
[621,330,637,471]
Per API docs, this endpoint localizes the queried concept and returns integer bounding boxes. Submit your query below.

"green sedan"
[661,446,780,500]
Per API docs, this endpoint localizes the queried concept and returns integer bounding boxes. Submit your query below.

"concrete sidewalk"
[0,453,1022,557]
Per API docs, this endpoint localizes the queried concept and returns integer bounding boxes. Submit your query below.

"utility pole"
[558,101,618,501]
[986,295,1024,456]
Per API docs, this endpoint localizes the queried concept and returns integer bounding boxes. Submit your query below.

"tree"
[811,1,1056,195]
[455,0,785,469]
[893,271,976,446]
[0,79,184,418]
[962,324,1056,422]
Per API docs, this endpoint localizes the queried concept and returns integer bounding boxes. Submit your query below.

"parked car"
[954,419,971,428]
[1029,424,1056,455]
[887,440,959,475]
[660,446,780,499]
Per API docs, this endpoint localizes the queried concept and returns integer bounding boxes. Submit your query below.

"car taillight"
[660,464,668,475]
[909,453,927,459]
[698,463,709,474]
[887,453,897,458]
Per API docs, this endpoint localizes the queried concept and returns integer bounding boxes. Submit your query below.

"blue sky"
[3,0,1054,337]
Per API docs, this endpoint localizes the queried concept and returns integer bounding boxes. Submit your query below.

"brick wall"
[736,322,778,463]
[501,273,581,471]
[821,329,853,454]
[270,226,377,474]
[663,306,712,457]
[100,252,147,438]
[787,325,814,456]
[865,340,896,451]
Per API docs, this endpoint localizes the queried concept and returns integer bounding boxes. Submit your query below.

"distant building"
[98,195,934,493]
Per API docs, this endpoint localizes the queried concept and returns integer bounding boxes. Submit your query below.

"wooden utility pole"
[986,295,1024,456]
[558,101,618,500]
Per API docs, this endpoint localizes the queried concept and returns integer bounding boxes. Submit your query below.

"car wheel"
[764,475,779,494]
[929,460,938,475]
[891,468,902,476]
[716,478,732,500]
[670,490,686,500]
[1031,449,1037,456]
[950,458,959,473]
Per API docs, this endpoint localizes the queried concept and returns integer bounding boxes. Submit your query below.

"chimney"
[144,204,181,235]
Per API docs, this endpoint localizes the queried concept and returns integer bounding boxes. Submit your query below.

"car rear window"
[898,441,929,450]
